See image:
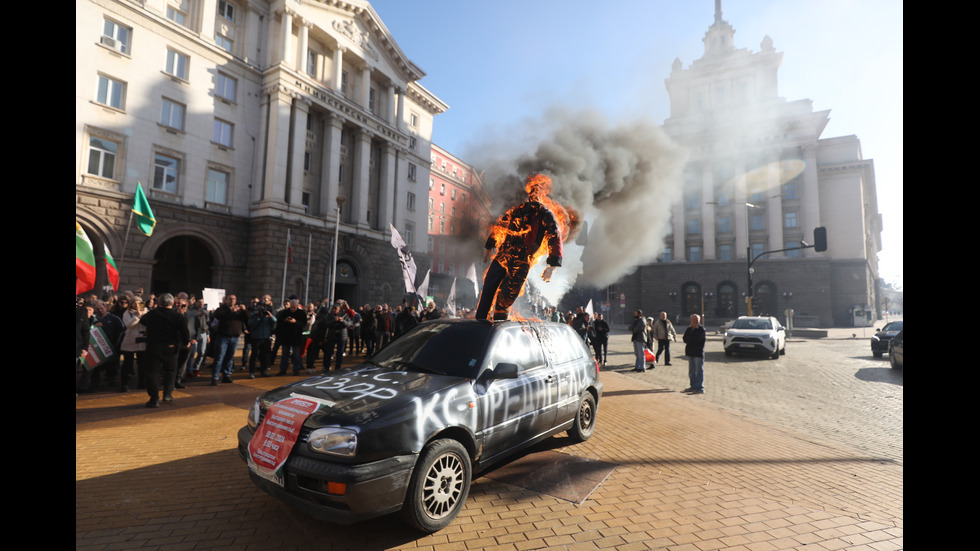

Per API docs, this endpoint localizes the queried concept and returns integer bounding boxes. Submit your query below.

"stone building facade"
[76,0,446,307]
[618,4,882,327]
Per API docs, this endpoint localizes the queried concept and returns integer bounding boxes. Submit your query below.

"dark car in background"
[871,320,903,358]
[889,330,903,369]
[238,319,602,532]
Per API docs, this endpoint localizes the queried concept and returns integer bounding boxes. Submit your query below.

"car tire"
[401,439,471,533]
[780,342,786,355]
[873,350,883,358]
[568,392,597,442]
[769,347,779,360]
[890,354,901,370]
[724,348,733,357]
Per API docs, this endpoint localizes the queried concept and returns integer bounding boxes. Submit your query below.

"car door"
[475,325,556,461]
[536,323,591,422]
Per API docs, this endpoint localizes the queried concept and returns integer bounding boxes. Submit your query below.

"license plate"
[739,344,754,348]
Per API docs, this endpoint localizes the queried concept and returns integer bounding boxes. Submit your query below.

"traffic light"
[813,227,827,252]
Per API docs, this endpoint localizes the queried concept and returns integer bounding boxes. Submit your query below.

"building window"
[96,75,126,110]
[406,192,416,211]
[304,151,312,171]
[718,216,731,233]
[166,6,187,27]
[661,248,672,263]
[428,197,434,210]
[783,181,798,200]
[404,222,415,247]
[451,167,457,177]
[751,242,764,259]
[688,246,701,262]
[440,182,446,195]
[428,217,433,231]
[451,206,456,217]
[410,113,418,127]
[207,168,229,204]
[784,243,800,258]
[440,202,445,213]
[784,211,798,228]
[216,34,233,53]
[409,137,417,150]
[439,220,445,234]
[750,214,765,231]
[165,49,189,80]
[686,193,700,209]
[341,71,349,95]
[369,87,376,113]
[687,218,699,234]
[87,136,118,179]
[216,73,237,101]
[451,188,457,200]
[461,174,466,183]
[213,119,233,147]
[428,178,434,190]
[218,0,235,22]
[153,154,180,193]
[440,161,447,172]
[462,192,467,202]
[408,163,417,181]
[101,19,131,54]
[160,98,185,131]
[307,50,318,76]
[718,244,732,260]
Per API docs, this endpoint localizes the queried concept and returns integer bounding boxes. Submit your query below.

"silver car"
[723,316,787,359]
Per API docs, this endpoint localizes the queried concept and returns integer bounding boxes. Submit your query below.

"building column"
[287,97,311,209]
[360,65,372,110]
[671,202,684,262]
[279,8,293,68]
[701,163,716,260]
[352,129,374,228]
[801,143,820,258]
[396,88,406,131]
[320,113,343,220]
[378,142,397,229]
[259,86,294,207]
[733,161,748,258]
[332,46,346,94]
[766,151,784,256]
[386,84,396,126]
[298,20,310,75]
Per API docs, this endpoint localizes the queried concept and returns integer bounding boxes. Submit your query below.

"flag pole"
[304,233,312,305]
[281,228,290,307]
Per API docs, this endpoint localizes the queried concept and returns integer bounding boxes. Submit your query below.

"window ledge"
[211,142,234,152]
[161,71,189,85]
[91,101,126,115]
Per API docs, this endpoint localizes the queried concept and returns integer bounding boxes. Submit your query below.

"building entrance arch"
[151,236,214,295]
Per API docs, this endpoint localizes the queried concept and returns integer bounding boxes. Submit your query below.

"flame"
[483,174,579,318]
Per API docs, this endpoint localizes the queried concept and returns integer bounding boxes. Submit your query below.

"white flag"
[446,278,457,317]
[585,299,594,318]
[417,269,431,303]
[390,224,417,293]
[466,263,479,298]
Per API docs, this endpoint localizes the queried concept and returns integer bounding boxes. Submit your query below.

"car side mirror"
[491,363,519,379]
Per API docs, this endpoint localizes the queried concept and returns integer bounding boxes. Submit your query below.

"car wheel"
[769,347,779,360]
[780,342,786,355]
[724,348,733,356]
[401,439,471,533]
[890,354,901,369]
[873,350,883,358]
[568,392,597,442]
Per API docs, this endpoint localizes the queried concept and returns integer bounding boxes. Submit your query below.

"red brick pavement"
[76,362,902,550]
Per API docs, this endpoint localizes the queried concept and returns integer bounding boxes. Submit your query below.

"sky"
[368,0,903,288]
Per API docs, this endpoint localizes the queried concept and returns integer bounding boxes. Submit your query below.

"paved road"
[605,325,903,465]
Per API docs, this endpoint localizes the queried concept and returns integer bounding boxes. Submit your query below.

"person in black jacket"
[682,314,706,394]
[139,293,189,407]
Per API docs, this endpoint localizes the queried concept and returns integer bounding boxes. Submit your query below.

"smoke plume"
[468,108,687,299]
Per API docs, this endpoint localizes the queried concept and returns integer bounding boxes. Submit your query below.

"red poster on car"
[247,397,321,486]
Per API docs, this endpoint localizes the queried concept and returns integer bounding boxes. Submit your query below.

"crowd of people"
[75,288,463,407]
[76,287,708,407]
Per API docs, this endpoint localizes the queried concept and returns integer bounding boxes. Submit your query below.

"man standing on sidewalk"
[140,293,189,407]
[652,311,677,366]
[629,309,648,372]
[683,314,706,394]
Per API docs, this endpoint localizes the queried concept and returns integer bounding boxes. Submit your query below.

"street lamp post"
[329,196,346,304]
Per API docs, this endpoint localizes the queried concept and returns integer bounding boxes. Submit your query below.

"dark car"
[871,320,903,358]
[238,319,602,532]
[889,330,903,369]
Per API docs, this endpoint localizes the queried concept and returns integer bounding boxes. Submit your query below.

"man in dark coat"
[139,293,190,407]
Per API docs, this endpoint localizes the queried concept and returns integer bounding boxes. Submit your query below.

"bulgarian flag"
[133,182,156,236]
[76,222,96,295]
[104,243,120,291]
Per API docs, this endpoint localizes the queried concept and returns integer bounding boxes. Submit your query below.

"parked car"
[238,319,602,532]
[723,316,787,359]
[888,329,903,369]
[871,320,903,358]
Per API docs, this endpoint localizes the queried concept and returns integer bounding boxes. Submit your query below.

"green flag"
[133,182,156,236]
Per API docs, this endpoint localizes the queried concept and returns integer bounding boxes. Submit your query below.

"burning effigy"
[475,173,578,321]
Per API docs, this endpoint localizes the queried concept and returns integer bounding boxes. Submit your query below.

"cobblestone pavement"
[610,325,903,465]
[76,332,902,550]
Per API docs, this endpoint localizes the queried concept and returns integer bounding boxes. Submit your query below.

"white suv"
[723,316,786,359]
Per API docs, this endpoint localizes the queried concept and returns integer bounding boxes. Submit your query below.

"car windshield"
[371,321,492,379]
[881,321,903,332]
[732,318,772,330]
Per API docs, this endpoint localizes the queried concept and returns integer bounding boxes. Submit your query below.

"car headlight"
[308,427,358,457]
[247,398,262,429]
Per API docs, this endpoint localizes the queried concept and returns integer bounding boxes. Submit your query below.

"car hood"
[727,329,776,337]
[875,330,900,338]
[261,363,468,424]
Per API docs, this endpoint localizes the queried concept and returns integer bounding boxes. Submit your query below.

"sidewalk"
[76,343,902,550]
